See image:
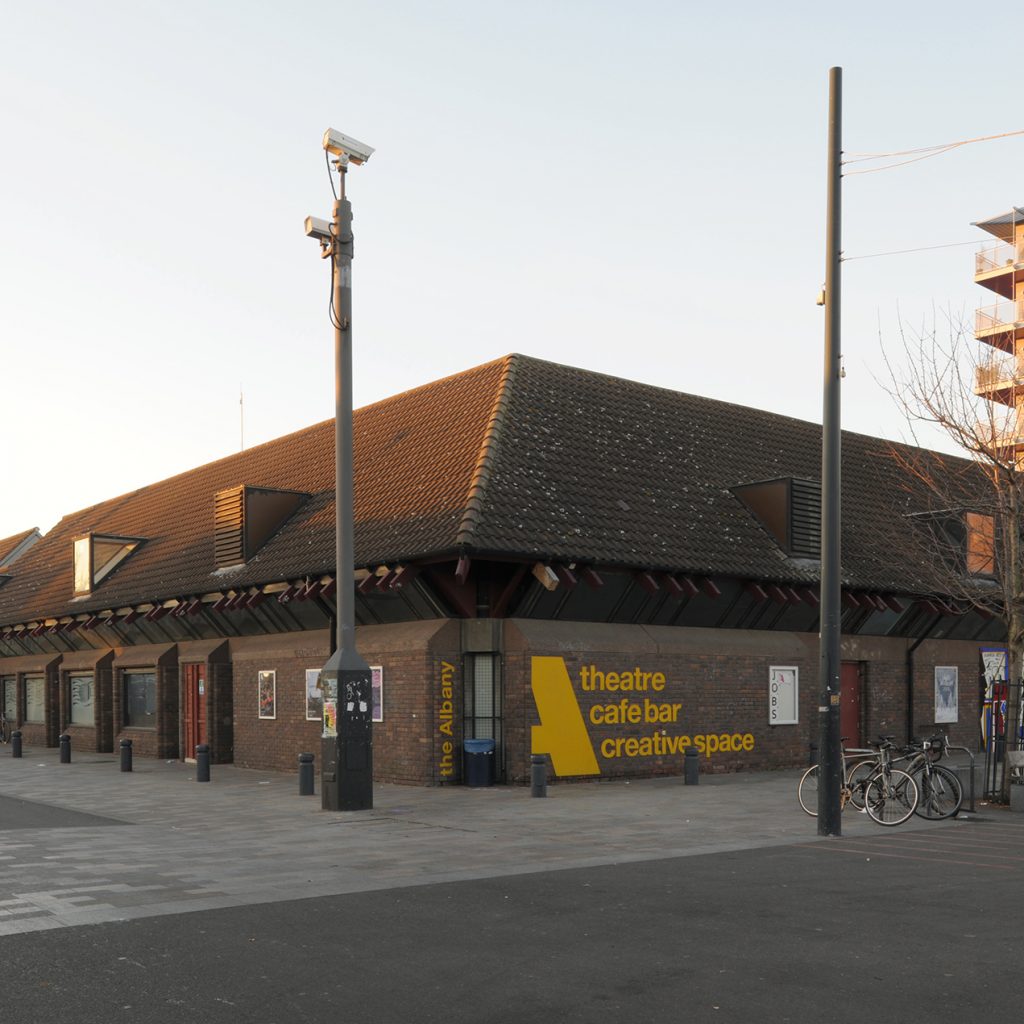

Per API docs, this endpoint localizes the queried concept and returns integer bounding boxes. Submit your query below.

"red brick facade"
[503,620,986,785]
[0,621,995,786]
[228,620,461,784]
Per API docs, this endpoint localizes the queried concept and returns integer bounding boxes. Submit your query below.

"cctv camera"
[322,128,375,165]
[304,216,332,242]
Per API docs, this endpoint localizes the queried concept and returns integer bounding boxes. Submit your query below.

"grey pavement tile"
[0,748,990,933]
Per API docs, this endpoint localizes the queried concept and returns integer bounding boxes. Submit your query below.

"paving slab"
[0,745,995,934]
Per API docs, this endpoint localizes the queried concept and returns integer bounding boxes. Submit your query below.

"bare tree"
[882,312,1023,803]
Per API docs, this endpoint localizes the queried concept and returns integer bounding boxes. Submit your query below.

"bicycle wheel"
[913,764,962,820]
[865,769,918,826]
[798,764,819,816]
[846,760,877,810]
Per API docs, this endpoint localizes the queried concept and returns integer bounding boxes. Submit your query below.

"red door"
[183,664,208,760]
[840,661,862,746]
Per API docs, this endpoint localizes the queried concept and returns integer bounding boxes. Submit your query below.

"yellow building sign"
[530,656,754,776]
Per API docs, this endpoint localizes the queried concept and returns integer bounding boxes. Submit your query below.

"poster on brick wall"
[258,670,276,719]
[934,666,958,724]
[306,669,323,721]
[371,666,383,722]
[769,666,798,725]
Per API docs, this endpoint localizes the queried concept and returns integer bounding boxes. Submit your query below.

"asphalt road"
[4,815,1019,1024]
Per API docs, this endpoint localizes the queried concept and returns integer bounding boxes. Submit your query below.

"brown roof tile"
[0,353,985,625]
[0,357,509,623]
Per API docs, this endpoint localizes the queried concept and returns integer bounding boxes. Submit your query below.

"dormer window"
[73,534,144,595]
[966,512,995,576]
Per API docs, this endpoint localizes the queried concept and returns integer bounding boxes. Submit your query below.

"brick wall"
[0,655,62,750]
[17,668,60,749]
[910,640,984,750]
[58,658,115,754]
[504,620,987,784]
[208,661,234,763]
[111,649,179,760]
[228,620,460,784]
[230,629,332,777]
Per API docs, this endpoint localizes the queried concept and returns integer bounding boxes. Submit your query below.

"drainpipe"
[906,614,942,742]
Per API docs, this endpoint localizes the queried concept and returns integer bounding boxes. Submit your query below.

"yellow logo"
[530,656,599,776]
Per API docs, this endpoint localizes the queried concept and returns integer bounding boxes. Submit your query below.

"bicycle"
[861,739,919,826]
[894,734,962,820]
[798,737,919,825]
[0,711,11,744]
[797,741,878,816]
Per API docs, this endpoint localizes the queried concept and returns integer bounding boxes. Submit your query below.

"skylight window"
[73,534,144,595]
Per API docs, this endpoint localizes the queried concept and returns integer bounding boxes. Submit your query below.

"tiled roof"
[0,358,508,623]
[0,353,981,625]
[463,357,967,592]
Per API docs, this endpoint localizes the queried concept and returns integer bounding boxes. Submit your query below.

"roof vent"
[732,478,822,559]
[214,486,308,568]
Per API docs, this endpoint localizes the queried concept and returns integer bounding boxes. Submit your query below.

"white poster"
[769,666,798,725]
[934,666,958,724]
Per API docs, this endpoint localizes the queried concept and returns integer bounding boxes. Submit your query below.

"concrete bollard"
[530,754,547,798]
[684,745,700,785]
[11,730,21,758]
[196,743,210,783]
[298,752,315,796]
[59,733,71,764]
[120,738,133,773]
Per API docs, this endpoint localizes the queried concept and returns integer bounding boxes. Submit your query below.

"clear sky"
[1,0,1020,541]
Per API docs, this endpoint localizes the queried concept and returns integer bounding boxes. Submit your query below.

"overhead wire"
[842,128,1024,176]
[325,150,338,200]
[329,262,343,330]
[844,128,1024,163]
[325,157,343,329]
[842,239,983,262]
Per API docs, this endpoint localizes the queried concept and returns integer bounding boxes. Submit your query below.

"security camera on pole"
[304,128,375,812]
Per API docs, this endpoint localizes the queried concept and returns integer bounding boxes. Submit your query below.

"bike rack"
[945,744,976,813]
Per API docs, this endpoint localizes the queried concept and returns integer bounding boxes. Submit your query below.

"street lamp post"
[818,67,843,835]
[305,128,376,812]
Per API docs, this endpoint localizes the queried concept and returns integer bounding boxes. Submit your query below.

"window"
[24,677,45,723]
[966,512,995,576]
[69,675,95,726]
[73,534,144,595]
[463,653,502,759]
[123,671,156,728]
[1,677,15,721]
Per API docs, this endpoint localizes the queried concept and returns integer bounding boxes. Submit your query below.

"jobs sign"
[769,666,798,725]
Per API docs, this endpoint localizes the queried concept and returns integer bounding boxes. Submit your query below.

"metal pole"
[320,162,373,812]
[817,65,843,836]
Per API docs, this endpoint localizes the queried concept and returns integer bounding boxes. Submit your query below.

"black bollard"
[298,752,315,796]
[11,730,21,759]
[684,745,700,785]
[196,743,210,783]
[120,738,133,773]
[530,753,547,797]
[59,733,71,764]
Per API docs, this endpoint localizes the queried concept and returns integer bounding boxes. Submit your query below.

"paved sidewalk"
[0,746,992,935]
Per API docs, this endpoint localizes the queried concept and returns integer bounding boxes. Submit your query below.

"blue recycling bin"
[464,738,496,787]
